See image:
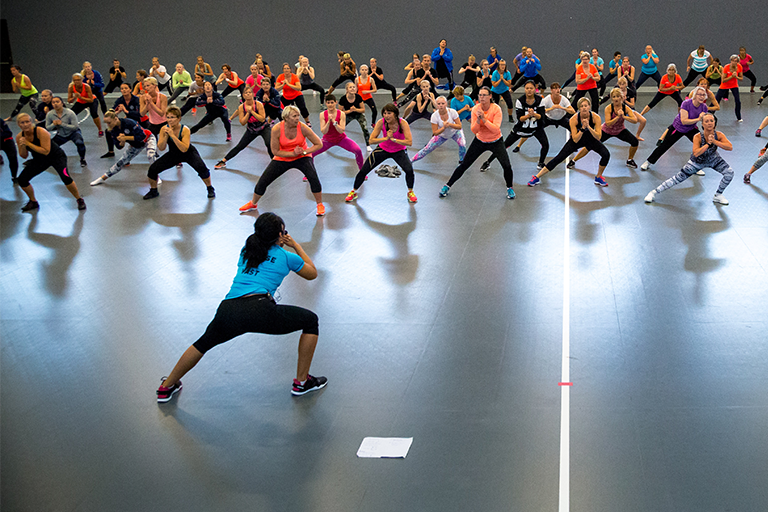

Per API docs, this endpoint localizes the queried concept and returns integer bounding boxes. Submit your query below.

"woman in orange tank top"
[356,65,379,125]
[239,106,326,217]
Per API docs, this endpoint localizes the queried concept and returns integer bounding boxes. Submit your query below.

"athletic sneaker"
[291,375,327,396]
[656,139,663,147]
[644,190,656,203]
[367,146,373,153]
[407,191,418,203]
[512,146,520,153]
[640,161,651,171]
[479,161,490,172]
[756,129,762,137]
[507,187,516,199]
[758,99,763,106]
[302,176,308,182]
[439,185,450,197]
[566,158,575,169]
[91,175,107,186]
[100,151,114,159]
[594,176,608,187]
[345,190,358,203]
[207,186,216,198]
[157,377,182,403]
[239,200,258,212]
[77,198,86,210]
[527,175,541,187]
[316,203,325,216]
[21,200,39,212]
[80,159,87,167]
[226,134,232,141]
[712,193,729,205]
[536,162,545,171]
[214,160,226,170]
[696,170,705,176]
[98,131,104,138]
[176,163,183,169]
[192,108,197,114]
[143,188,159,200]
[626,159,638,169]
[744,173,751,184]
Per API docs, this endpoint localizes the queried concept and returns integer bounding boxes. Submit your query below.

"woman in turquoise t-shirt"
[635,45,662,88]
[491,60,515,122]
[156,212,327,403]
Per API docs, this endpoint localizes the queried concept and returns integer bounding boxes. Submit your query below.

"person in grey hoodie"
[46,96,87,167]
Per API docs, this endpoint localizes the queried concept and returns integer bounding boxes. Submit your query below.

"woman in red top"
[239,105,325,217]
[356,65,379,126]
[276,63,310,125]
[216,64,246,98]
[714,55,743,121]
[640,64,684,116]
[67,73,104,135]
[572,52,600,112]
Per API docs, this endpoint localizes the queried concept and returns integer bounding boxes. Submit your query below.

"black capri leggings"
[683,69,707,87]
[491,90,514,110]
[373,78,398,101]
[180,96,199,116]
[571,88,600,112]
[255,156,322,195]
[190,110,231,135]
[646,125,698,165]
[486,129,550,166]
[447,137,513,188]
[330,74,355,89]
[601,128,639,147]
[192,294,319,354]
[363,98,378,124]
[148,146,210,181]
[92,89,108,115]
[354,147,415,189]
[71,100,99,120]
[281,95,310,120]
[301,82,326,102]
[743,70,757,88]
[221,83,246,98]
[9,93,39,119]
[644,91,684,111]
[17,153,72,188]
[546,134,610,170]
[404,108,431,125]
[635,70,662,88]
[225,126,274,161]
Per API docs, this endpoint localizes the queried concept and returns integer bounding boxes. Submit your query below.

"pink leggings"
[313,136,364,169]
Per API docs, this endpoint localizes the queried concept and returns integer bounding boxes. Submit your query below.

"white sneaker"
[640,161,651,171]
[695,169,705,176]
[90,175,107,186]
[644,190,656,203]
[713,193,729,205]
[367,145,373,153]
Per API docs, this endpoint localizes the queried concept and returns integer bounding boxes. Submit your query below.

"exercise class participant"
[46,96,87,167]
[528,97,611,187]
[339,82,372,151]
[189,82,232,141]
[311,94,365,169]
[431,39,454,90]
[1,118,19,182]
[450,85,475,122]
[5,65,39,121]
[438,87,516,199]
[168,63,193,104]
[644,113,733,205]
[326,52,357,96]
[714,55,743,122]
[156,212,326,402]
[404,80,437,125]
[297,57,326,102]
[514,82,574,152]
[480,81,548,171]
[217,64,246,98]
[640,63,684,115]
[256,78,283,123]
[683,46,711,87]
[105,59,127,93]
[215,86,274,168]
[81,61,108,115]
[356,65,379,126]
[458,56,481,99]
[90,110,158,186]
[144,106,215,200]
[411,96,466,163]
[276,63,310,125]
[491,60,515,123]
[34,89,54,125]
[140,77,168,137]
[571,87,639,169]
[180,74,207,117]
[635,45,662,88]
[344,103,417,204]
[14,114,85,212]
[239,106,325,216]
[743,141,768,184]
[640,87,709,171]
[738,47,756,93]
[369,58,397,102]
[67,73,103,135]
[572,52,600,112]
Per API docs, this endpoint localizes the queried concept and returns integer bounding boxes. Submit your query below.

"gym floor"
[2,90,767,512]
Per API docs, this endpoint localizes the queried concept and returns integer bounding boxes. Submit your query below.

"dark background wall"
[1,1,765,93]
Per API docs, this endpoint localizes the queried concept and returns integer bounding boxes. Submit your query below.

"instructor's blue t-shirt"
[225,245,304,299]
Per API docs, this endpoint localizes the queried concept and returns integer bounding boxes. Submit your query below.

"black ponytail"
[242,212,285,271]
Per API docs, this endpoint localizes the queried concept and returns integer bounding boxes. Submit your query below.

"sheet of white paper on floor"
[357,437,413,458]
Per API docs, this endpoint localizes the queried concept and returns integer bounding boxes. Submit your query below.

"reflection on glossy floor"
[2,93,767,512]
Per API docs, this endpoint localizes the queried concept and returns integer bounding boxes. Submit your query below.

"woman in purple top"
[640,87,708,170]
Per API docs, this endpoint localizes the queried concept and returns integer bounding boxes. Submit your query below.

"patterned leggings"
[107,136,158,177]
[411,131,467,163]
[653,153,733,195]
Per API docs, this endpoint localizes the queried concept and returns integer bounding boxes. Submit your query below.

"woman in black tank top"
[15,114,85,211]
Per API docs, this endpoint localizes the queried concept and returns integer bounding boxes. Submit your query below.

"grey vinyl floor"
[2,90,767,512]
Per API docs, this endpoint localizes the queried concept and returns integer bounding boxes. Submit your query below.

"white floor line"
[558,165,571,512]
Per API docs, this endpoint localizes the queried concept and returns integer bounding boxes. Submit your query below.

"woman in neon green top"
[5,65,39,121]
[168,63,193,104]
